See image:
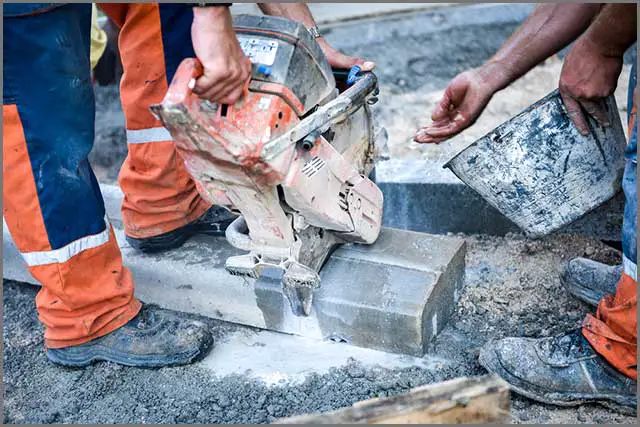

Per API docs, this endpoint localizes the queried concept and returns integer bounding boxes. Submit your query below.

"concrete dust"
[3,233,635,424]
[200,328,445,386]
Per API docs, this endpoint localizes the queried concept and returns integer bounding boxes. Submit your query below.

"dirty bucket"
[444,89,627,238]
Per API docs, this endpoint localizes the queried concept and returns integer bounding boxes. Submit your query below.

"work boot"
[46,304,214,368]
[559,258,621,307]
[126,205,237,254]
[479,329,637,415]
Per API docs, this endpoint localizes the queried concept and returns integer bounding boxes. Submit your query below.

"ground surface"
[3,234,635,424]
[4,3,638,425]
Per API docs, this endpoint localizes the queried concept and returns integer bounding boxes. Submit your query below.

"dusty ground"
[3,233,635,424]
[4,4,638,424]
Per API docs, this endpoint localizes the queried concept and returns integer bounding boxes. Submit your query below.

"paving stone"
[3,185,466,356]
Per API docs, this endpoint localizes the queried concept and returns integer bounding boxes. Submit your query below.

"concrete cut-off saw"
[151,15,387,317]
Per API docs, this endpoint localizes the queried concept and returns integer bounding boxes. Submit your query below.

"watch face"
[308,27,321,38]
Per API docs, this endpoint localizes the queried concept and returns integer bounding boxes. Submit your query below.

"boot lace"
[546,329,590,360]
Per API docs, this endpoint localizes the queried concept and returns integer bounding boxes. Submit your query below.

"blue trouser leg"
[3,3,140,347]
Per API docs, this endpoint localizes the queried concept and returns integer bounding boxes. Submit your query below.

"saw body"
[152,15,384,316]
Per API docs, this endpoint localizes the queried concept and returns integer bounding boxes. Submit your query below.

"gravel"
[3,233,635,424]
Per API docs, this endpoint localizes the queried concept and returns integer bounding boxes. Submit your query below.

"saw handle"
[165,58,250,108]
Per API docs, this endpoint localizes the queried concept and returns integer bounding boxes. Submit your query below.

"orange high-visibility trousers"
[98,3,211,239]
[583,273,637,380]
[582,68,637,381]
[3,4,141,348]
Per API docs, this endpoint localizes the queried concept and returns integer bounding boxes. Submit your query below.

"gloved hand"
[558,36,623,135]
[191,6,251,105]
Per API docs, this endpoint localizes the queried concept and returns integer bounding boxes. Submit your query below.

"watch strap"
[190,2,232,7]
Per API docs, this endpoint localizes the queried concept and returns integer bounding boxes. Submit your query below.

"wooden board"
[275,375,510,424]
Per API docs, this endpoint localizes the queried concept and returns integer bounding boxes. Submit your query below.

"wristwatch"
[190,2,232,7]
[307,26,322,39]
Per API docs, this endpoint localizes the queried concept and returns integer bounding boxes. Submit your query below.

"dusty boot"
[46,305,213,368]
[560,258,622,307]
[126,206,237,254]
[479,329,637,415]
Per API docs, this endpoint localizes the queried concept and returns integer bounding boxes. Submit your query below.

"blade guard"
[151,57,384,318]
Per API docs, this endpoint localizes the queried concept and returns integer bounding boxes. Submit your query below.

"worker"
[414,4,637,415]
[90,5,108,73]
[3,2,374,368]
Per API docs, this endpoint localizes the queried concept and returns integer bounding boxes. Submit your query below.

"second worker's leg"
[99,3,236,254]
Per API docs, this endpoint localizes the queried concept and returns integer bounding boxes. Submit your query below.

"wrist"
[579,32,627,58]
[477,60,514,92]
[192,4,230,22]
[190,2,232,8]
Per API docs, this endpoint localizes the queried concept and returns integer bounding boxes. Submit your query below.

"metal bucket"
[444,89,627,238]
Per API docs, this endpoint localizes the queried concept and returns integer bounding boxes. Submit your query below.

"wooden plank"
[274,375,510,424]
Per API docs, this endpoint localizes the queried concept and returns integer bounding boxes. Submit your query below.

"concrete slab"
[3,185,466,357]
[320,3,534,50]
[231,3,454,25]
[376,158,624,240]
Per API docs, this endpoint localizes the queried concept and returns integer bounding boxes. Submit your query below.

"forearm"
[257,3,316,29]
[192,4,232,29]
[482,3,603,91]
[578,3,637,57]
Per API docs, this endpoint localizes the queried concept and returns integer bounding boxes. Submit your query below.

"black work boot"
[479,329,637,415]
[560,258,621,307]
[46,305,214,368]
[126,205,237,254]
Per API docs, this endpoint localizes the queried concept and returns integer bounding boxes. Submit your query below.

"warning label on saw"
[238,37,279,66]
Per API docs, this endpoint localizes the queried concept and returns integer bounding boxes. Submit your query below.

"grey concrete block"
[376,159,624,240]
[3,189,466,356]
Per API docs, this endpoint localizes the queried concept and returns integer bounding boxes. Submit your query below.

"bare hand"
[316,37,375,71]
[558,37,623,135]
[414,66,500,143]
[191,6,251,104]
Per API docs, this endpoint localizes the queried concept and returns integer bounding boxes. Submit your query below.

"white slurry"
[200,328,447,386]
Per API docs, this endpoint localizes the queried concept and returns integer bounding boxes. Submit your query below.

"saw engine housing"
[152,15,384,316]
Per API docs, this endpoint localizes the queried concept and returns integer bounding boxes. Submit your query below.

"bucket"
[444,89,627,238]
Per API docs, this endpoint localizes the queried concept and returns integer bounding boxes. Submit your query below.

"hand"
[191,6,252,104]
[558,36,623,135]
[414,65,504,143]
[316,37,375,71]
